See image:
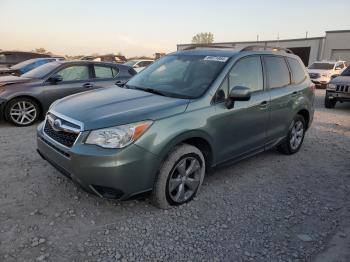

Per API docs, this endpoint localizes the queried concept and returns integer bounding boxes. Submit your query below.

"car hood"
[51,87,190,131]
[0,75,34,85]
[330,75,350,84]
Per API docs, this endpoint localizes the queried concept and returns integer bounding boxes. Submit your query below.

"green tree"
[192,32,214,44]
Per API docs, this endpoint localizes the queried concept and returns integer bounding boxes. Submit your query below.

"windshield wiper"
[130,86,167,97]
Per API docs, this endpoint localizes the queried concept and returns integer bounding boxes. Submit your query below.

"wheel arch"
[157,130,216,169]
[296,108,310,129]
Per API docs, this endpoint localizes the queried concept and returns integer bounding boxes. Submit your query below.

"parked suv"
[0,51,51,69]
[325,65,350,108]
[0,58,59,76]
[307,60,347,88]
[37,47,314,209]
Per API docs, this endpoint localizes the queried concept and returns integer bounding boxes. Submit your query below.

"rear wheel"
[324,96,336,108]
[151,143,205,209]
[5,97,40,127]
[277,115,306,155]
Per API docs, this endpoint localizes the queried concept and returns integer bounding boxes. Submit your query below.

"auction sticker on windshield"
[204,56,229,62]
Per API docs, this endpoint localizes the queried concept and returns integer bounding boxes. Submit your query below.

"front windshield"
[124,60,137,66]
[126,55,228,98]
[341,66,350,76]
[22,61,59,79]
[308,63,335,70]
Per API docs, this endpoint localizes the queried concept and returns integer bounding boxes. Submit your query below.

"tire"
[5,97,40,127]
[151,143,206,209]
[324,96,336,108]
[277,115,306,155]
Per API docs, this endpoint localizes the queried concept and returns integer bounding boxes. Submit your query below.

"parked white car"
[123,59,154,73]
[307,60,347,88]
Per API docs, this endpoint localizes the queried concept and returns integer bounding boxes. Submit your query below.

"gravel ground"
[0,89,349,262]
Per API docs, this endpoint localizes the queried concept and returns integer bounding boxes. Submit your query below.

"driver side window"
[214,56,263,103]
[56,65,90,81]
[229,56,263,92]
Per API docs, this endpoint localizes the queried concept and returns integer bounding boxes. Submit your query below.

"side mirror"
[48,75,63,84]
[226,86,251,109]
[115,79,128,87]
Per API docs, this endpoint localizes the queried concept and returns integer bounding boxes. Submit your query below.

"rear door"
[44,63,93,106]
[92,64,120,88]
[263,56,295,146]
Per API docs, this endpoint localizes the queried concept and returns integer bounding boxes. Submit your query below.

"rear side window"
[94,65,118,79]
[264,56,290,88]
[287,57,307,84]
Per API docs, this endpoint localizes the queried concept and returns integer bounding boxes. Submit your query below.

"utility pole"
[305,31,308,38]
[257,35,259,42]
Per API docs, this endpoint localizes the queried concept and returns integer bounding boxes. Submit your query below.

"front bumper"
[310,76,331,88]
[326,90,350,102]
[37,122,161,200]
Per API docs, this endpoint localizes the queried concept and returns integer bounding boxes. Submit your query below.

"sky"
[1,0,350,57]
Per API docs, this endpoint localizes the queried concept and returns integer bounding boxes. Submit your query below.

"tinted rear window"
[287,57,307,84]
[264,56,290,88]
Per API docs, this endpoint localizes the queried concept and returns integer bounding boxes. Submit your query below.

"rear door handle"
[83,83,93,88]
[291,91,298,97]
[259,101,268,109]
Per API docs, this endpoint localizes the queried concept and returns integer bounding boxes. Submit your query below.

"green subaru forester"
[37,47,314,209]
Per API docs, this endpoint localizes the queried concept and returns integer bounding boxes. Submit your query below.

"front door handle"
[291,91,298,97]
[259,101,268,109]
[83,83,93,88]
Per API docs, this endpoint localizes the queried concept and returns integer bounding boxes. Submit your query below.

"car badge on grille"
[51,118,63,132]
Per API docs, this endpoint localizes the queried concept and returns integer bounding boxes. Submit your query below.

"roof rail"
[183,44,234,51]
[240,45,294,54]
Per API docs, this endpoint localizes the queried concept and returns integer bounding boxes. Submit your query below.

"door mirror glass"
[48,75,63,83]
[229,86,251,101]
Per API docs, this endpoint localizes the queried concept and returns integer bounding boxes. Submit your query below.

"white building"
[177,30,350,66]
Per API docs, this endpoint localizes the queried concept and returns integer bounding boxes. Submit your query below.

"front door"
[212,56,270,163]
[44,64,92,106]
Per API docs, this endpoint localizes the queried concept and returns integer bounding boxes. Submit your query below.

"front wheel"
[277,115,306,155]
[324,96,336,108]
[151,144,206,209]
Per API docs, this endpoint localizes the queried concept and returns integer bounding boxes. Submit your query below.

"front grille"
[336,84,350,93]
[44,114,80,147]
[309,73,320,79]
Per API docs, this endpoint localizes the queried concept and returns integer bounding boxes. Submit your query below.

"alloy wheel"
[290,120,304,150]
[168,157,202,204]
[9,101,37,125]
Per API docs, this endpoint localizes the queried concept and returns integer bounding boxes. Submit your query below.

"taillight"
[310,84,316,93]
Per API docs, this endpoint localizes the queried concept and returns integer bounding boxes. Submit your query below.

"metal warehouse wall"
[177,38,323,66]
[323,30,350,64]
[177,30,350,66]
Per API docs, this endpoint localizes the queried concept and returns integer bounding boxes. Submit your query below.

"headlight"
[85,120,153,148]
[327,83,336,90]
